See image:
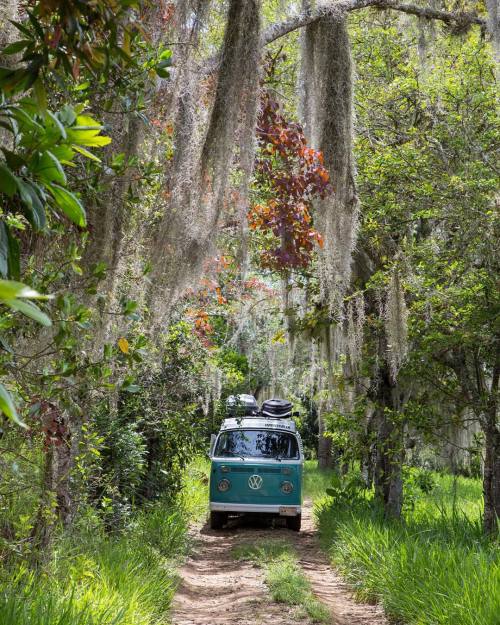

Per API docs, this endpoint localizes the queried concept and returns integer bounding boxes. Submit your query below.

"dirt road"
[171,501,387,625]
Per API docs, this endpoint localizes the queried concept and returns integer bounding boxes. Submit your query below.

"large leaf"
[1,40,31,55]
[46,110,66,140]
[0,279,48,300]
[73,145,101,163]
[0,383,25,427]
[0,163,18,197]
[7,298,51,326]
[32,150,67,185]
[68,133,112,147]
[16,178,46,230]
[48,184,86,227]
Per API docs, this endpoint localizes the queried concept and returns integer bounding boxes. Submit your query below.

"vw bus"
[208,397,304,531]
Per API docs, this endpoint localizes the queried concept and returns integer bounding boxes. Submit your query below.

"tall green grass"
[310,466,500,625]
[0,459,210,625]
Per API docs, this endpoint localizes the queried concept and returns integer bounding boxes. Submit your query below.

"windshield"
[214,429,299,460]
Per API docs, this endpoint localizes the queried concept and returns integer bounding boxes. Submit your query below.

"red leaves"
[162,2,176,23]
[249,91,333,272]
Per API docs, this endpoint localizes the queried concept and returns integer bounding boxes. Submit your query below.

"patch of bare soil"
[171,501,388,625]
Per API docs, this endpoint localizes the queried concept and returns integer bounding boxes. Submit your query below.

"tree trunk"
[30,407,72,565]
[483,422,500,535]
[318,419,333,469]
[372,365,404,518]
[483,364,500,535]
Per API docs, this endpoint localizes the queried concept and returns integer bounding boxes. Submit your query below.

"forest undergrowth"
[0,459,209,625]
[313,465,500,625]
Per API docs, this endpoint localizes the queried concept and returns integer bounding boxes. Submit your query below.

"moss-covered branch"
[262,0,486,45]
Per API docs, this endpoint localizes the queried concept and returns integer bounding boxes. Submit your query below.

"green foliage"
[0,99,110,238]
[0,460,209,625]
[0,507,179,625]
[233,540,330,623]
[314,468,498,625]
[325,470,367,507]
[86,322,213,522]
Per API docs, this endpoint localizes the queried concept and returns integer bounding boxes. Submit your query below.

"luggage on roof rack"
[261,398,293,419]
[225,394,259,417]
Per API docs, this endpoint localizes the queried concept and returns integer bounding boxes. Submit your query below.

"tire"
[210,511,227,530]
[286,514,301,532]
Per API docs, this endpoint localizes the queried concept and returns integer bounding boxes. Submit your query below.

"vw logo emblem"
[248,474,263,490]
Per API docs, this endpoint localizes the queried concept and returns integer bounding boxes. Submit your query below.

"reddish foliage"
[26,400,68,450]
[248,92,332,271]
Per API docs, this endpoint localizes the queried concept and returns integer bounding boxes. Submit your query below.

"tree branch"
[262,0,486,46]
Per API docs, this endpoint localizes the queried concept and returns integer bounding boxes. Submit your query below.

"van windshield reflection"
[215,429,299,460]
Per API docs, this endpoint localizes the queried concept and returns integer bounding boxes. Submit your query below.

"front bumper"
[210,502,301,515]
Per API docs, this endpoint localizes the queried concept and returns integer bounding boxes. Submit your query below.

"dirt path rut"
[171,501,387,625]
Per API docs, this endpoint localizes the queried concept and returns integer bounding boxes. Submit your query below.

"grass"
[306,463,500,625]
[233,540,330,623]
[0,458,210,625]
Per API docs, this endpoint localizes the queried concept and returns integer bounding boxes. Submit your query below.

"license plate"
[279,506,297,517]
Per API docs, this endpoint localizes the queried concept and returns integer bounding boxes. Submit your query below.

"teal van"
[208,397,304,531]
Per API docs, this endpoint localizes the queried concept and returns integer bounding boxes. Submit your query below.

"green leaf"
[33,151,67,185]
[73,145,101,163]
[10,20,33,38]
[159,49,172,61]
[69,133,112,147]
[7,298,51,326]
[50,145,75,164]
[1,40,31,55]
[124,384,140,393]
[59,105,76,126]
[0,279,48,300]
[46,110,67,140]
[48,184,86,227]
[16,179,46,230]
[1,148,26,170]
[0,383,25,427]
[74,115,104,131]
[0,163,18,197]
[33,78,47,113]
[155,67,170,79]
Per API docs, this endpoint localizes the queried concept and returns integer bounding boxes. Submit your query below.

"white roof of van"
[220,417,297,433]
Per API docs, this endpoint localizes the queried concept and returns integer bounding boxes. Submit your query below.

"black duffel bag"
[261,398,293,418]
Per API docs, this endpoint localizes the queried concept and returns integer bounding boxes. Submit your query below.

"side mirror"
[292,411,300,417]
[209,433,217,458]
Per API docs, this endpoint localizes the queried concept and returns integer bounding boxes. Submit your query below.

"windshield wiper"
[224,451,246,460]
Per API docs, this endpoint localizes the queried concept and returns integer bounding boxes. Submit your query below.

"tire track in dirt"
[296,502,387,625]
[171,500,387,625]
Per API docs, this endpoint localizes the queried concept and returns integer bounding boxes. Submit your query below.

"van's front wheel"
[286,514,301,531]
[210,511,227,530]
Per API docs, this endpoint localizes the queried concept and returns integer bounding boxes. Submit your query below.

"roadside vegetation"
[233,540,330,624]
[310,464,499,625]
[0,462,208,625]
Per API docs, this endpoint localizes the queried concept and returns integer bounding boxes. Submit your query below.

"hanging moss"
[150,0,262,321]
[384,269,409,382]
[301,14,359,315]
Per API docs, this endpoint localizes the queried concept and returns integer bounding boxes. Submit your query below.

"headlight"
[218,478,231,492]
[281,481,293,494]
